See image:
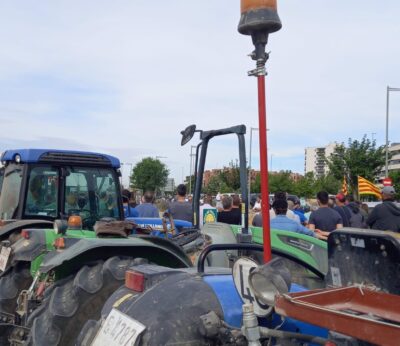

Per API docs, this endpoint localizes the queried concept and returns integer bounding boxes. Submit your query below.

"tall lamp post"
[385,86,400,177]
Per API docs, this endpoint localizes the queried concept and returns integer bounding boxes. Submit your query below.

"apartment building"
[304,143,337,178]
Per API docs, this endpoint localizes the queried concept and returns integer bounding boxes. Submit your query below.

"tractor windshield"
[64,166,122,225]
[0,164,23,220]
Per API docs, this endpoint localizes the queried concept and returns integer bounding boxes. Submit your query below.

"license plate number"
[91,308,145,346]
[0,247,11,272]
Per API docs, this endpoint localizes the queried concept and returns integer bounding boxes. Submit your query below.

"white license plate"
[0,247,11,272]
[91,308,146,346]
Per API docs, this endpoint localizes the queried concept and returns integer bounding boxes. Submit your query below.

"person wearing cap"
[366,186,400,232]
[334,193,351,227]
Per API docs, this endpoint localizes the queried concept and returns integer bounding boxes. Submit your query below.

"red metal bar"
[257,74,271,263]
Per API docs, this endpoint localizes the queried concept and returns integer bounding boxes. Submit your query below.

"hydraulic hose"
[259,327,328,345]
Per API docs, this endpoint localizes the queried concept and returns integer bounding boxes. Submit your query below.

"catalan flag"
[358,176,382,199]
[341,176,348,195]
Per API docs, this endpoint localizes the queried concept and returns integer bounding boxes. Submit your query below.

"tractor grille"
[39,152,112,167]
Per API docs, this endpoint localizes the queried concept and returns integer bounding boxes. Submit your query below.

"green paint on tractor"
[230,225,328,275]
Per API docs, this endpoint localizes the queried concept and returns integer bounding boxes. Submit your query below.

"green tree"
[389,171,400,200]
[326,135,386,197]
[130,157,169,193]
[314,174,341,195]
[251,173,261,193]
[203,175,229,195]
[292,172,316,198]
[269,171,295,194]
[220,160,241,192]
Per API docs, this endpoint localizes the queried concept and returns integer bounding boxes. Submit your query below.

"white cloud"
[0,1,399,184]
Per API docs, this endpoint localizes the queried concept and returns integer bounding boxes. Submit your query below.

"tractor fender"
[0,229,48,276]
[0,220,53,242]
[39,237,193,277]
[11,229,47,263]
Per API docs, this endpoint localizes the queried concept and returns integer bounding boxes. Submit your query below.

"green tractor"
[0,149,195,345]
[0,127,327,345]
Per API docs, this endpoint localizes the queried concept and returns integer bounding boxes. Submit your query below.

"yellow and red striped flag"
[341,176,348,195]
[358,176,382,199]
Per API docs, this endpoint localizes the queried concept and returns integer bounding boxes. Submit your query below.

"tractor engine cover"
[238,0,282,36]
[327,228,400,294]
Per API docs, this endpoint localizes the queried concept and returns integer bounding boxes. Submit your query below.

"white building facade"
[304,143,337,178]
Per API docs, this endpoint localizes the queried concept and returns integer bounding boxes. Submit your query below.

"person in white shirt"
[253,195,262,212]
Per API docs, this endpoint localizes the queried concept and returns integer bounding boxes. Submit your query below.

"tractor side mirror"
[180,125,196,146]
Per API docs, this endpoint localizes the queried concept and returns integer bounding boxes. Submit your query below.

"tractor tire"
[0,262,32,321]
[27,256,145,346]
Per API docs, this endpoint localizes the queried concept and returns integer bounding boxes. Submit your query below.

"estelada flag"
[341,176,348,195]
[358,176,382,199]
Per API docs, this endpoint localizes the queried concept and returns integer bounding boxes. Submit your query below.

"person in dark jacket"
[334,193,351,227]
[367,186,400,232]
[346,201,365,228]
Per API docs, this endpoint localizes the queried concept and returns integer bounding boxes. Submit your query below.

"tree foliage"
[203,175,229,195]
[389,170,400,200]
[269,171,294,194]
[326,135,386,196]
[220,160,241,191]
[130,157,169,192]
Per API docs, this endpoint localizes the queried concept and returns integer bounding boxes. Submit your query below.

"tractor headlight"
[249,258,291,306]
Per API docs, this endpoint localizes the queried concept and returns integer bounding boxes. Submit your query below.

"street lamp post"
[385,86,400,177]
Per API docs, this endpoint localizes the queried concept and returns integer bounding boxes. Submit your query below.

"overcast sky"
[1,1,399,186]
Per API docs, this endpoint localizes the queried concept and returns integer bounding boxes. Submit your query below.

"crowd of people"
[122,184,193,223]
[121,184,400,238]
[250,186,400,239]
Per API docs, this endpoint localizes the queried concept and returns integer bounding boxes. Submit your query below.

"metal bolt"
[380,244,386,250]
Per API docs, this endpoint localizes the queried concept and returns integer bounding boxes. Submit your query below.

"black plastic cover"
[327,228,400,294]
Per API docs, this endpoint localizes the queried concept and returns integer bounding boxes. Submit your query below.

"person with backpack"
[367,186,400,232]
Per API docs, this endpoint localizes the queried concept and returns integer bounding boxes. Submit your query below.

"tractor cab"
[0,149,123,229]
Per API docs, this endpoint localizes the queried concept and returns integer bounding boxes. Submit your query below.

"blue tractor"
[77,227,400,345]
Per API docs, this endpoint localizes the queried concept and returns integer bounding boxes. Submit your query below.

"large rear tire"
[27,256,143,346]
[0,262,32,321]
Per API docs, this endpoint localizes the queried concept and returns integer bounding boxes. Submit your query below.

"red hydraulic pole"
[257,75,272,263]
[238,0,282,263]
